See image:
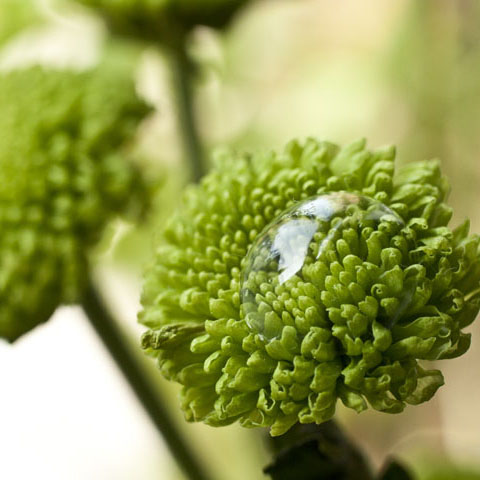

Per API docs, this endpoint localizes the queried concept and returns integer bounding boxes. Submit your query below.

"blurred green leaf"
[0,0,41,46]
[422,468,480,480]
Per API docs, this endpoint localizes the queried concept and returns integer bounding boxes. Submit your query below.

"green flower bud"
[76,0,248,41]
[140,138,480,436]
[0,65,151,342]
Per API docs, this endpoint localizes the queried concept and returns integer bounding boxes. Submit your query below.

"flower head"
[76,0,248,41]
[140,138,480,436]
[0,65,151,341]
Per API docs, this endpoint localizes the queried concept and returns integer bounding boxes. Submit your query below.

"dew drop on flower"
[240,192,406,342]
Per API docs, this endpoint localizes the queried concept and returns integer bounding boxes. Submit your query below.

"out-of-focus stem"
[81,278,210,480]
[169,42,206,183]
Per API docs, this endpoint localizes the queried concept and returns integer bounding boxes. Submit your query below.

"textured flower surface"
[0,65,150,342]
[140,138,480,436]
[76,0,248,41]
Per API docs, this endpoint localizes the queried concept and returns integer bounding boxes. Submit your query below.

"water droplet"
[240,192,406,342]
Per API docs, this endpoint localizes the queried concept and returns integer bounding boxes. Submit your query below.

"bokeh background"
[1,0,480,479]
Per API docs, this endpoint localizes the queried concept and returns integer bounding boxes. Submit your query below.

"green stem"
[169,42,206,183]
[265,421,373,480]
[81,278,210,480]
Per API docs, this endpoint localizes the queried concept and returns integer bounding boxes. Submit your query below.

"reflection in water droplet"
[240,192,407,342]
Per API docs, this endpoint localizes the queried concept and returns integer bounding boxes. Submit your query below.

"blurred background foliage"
[1,0,480,479]
[0,0,41,46]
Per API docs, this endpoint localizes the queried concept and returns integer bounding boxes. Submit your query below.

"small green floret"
[140,138,480,435]
[0,65,151,341]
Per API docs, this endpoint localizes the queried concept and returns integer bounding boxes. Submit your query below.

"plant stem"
[265,420,373,480]
[81,278,210,480]
[169,42,206,183]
